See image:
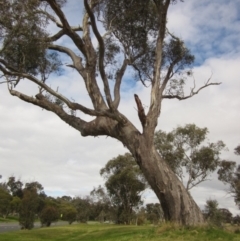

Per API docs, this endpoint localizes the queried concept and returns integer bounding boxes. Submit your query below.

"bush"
[40,205,59,227]
[61,206,77,224]
[19,190,38,229]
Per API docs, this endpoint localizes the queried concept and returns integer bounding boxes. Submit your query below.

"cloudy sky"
[1,0,240,215]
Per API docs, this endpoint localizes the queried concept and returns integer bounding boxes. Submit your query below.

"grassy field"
[0,223,240,241]
[0,216,19,223]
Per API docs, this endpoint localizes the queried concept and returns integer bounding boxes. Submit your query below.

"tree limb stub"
[134,94,146,128]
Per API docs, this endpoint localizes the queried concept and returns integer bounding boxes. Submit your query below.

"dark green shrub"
[40,205,59,227]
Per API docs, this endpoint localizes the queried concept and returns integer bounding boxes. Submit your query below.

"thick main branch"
[84,0,113,110]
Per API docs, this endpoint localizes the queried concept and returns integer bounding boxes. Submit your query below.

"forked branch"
[162,76,221,100]
[45,0,87,57]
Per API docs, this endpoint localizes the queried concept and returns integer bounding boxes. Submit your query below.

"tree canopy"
[219,145,240,209]
[154,124,228,190]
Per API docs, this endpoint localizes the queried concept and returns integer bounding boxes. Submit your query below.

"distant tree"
[145,203,164,224]
[24,181,47,216]
[72,197,92,223]
[233,215,240,225]
[19,189,39,229]
[6,176,23,198]
[25,181,44,194]
[135,207,146,225]
[203,199,222,227]
[0,187,12,218]
[100,153,147,224]
[217,160,236,185]
[61,205,77,224]
[218,145,240,208]
[235,145,240,155]
[59,196,73,203]
[155,124,227,190]
[218,208,232,223]
[10,196,21,214]
[90,186,114,222]
[230,165,240,208]
[0,181,8,192]
[40,205,59,227]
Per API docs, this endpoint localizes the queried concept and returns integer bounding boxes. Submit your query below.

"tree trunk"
[71,115,204,225]
[124,132,204,225]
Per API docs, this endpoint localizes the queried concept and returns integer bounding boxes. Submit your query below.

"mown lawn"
[0,223,240,241]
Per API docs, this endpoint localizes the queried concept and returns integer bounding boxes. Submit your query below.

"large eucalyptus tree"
[0,0,220,224]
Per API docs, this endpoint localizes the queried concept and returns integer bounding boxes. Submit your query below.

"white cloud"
[0,0,240,216]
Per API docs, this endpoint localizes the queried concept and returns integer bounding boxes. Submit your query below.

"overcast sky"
[1,0,240,215]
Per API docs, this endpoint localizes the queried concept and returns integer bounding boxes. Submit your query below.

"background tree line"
[1,124,239,229]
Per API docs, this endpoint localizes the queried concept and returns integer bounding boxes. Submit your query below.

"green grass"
[0,216,19,223]
[0,223,240,241]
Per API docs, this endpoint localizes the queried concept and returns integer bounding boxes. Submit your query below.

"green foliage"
[217,160,236,184]
[145,203,163,224]
[155,124,226,190]
[10,196,21,214]
[100,153,147,224]
[19,189,39,229]
[25,181,44,194]
[0,0,62,83]
[218,208,232,223]
[0,187,12,218]
[72,197,92,223]
[203,199,223,227]
[229,165,240,208]
[40,205,59,227]
[0,215,19,222]
[60,204,77,224]
[100,0,157,55]
[6,176,23,198]
[231,146,240,207]
[90,186,114,222]
[218,145,240,208]
[97,0,193,85]
[234,145,240,155]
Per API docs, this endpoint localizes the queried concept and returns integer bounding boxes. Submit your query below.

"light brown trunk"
[125,134,204,225]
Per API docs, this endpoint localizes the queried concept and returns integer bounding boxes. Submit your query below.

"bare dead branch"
[162,82,221,100]
[134,94,147,128]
